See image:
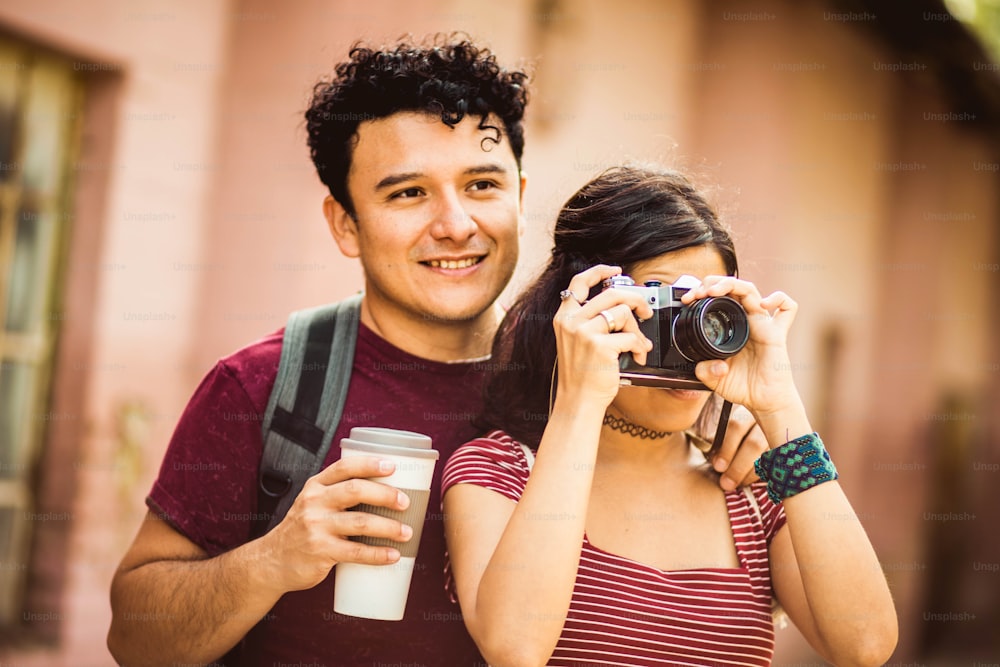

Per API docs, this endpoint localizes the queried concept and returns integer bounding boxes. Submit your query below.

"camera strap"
[711,399,734,454]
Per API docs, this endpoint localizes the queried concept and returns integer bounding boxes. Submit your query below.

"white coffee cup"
[333,427,439,621]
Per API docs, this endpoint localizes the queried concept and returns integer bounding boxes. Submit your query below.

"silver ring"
[559,289,582,305]
[599,309,616,332]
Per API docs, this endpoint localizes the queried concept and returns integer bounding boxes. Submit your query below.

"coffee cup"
[333,427,439,621]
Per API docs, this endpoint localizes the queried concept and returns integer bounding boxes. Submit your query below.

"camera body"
[603,274,749,389]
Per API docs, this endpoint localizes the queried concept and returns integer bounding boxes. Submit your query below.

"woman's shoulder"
[447,429,530,468]
[465,428,523,448]
[441,430,532,499]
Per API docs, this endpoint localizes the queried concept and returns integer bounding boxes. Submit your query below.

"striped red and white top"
[442,431,787,667]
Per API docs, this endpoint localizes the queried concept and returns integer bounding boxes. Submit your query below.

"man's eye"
[392,187,423,199]
[468,180,497,192]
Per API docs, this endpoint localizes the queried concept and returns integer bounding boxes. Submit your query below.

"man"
[107,34,761,666]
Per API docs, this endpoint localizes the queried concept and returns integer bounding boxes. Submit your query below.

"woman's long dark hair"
[479,164,738,448]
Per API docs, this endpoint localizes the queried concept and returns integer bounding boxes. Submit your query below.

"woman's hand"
[683,276,803,420]
[553,265,653,410]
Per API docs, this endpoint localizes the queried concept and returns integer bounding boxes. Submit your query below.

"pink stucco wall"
[0,1,236,663]
[0,0,997,664]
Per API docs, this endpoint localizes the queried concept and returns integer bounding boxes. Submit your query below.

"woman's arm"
[444,401,603,667]
[755,406,897,667]
[445,264,653,667]
[688,278,898,665]
[769,479,898,666]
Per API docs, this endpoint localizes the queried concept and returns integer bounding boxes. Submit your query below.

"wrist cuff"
[754,432,838,504]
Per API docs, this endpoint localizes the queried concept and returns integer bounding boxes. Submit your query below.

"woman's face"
[609,244,728,433]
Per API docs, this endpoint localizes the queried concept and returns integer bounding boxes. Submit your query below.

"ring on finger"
[559,289,583,305]
[599,309,617,332]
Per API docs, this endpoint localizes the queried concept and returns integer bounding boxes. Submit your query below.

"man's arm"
[108,510,278,666]
[107,456,412,667]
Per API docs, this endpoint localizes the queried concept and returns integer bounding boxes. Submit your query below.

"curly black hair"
[305,33,529,216]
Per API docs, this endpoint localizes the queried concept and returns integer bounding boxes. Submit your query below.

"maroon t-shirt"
[148,322,487,666]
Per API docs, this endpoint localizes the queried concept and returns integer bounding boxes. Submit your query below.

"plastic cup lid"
[340,427,438,459]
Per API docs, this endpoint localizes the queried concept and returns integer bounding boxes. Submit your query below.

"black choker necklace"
[603,414,671,440]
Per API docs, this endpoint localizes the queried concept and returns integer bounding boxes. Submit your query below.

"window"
[0,34,83,626]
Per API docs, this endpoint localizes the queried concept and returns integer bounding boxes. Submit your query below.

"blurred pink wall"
[0,0,996,664]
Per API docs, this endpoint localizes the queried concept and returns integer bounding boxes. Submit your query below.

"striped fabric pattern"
[443,431,786,667]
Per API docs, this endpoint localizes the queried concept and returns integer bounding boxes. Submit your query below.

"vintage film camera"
[603,274,750,389]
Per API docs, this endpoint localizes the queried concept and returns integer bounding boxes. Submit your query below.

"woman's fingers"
[577,285,654,323]
[694,358,730,391]
[685,277,796,318]
[586,303,632,333]
[554,266,656,385]
[558,264,622,313]
[760,290,798,326]
[683,276,763,313]
[680,277,799,343]
[558,301,652,360]
[557,265,654,321]
[555,265,654,357]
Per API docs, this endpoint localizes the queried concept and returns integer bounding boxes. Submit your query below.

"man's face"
[333,111,524,328]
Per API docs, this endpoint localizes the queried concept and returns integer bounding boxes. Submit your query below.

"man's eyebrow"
[373,163,512,192]
[464,163,510,177]
[374,172,422,191]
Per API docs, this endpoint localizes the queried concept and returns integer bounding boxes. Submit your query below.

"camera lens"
[672,296,749,361]
[702,311,731,346]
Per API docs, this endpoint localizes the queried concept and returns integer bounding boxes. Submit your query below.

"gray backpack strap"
[251,293,363,539]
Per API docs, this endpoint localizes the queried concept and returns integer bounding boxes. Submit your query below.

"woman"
[442,165,897,666]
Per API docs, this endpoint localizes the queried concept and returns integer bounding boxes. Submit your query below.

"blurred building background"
[0,0,997,664]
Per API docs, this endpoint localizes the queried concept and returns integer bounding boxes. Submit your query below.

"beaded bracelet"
[754,432,839,505]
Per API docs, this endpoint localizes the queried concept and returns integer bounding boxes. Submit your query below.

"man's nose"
[430,191,477,241]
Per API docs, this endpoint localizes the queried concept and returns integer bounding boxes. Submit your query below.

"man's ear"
[324,195,360,258]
